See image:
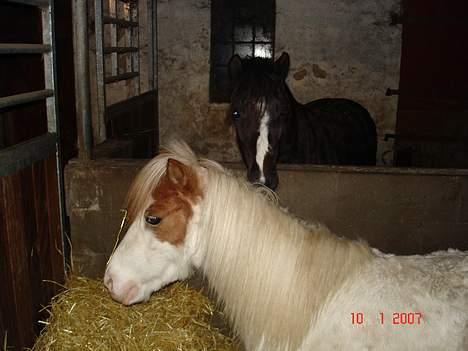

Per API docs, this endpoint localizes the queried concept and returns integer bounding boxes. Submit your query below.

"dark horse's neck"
[278,85,307,163]
[277,84,377,165]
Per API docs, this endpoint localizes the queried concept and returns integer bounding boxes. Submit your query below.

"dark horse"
[229,52,377,190]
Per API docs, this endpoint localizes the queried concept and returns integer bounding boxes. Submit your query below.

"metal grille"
[95,0,140,122]
[0,0,59,175]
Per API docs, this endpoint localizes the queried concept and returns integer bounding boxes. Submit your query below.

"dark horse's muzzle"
[247,169,279,191]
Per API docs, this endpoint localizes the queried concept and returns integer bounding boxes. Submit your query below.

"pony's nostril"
[104,276,113,292]
[122,284,139,305]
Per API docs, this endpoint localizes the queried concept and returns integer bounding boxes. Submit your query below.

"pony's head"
[229,52,291,190]
[104,142,211,305]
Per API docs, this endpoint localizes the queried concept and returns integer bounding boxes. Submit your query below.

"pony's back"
[301,250,468,350]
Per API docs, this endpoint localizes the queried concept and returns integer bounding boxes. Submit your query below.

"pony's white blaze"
[256,103,270,184]
[105,141,468,351]
[104,211,192,306]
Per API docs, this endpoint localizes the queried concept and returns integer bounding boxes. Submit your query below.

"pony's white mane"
[198,166,374,350]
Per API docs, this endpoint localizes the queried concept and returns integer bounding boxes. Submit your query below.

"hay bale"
[33,276,240,351]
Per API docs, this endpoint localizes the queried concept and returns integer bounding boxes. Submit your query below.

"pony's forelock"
[125,140,222,222]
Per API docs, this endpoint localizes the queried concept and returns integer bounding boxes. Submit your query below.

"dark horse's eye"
[232,111,241,120]
[145,215,161,226]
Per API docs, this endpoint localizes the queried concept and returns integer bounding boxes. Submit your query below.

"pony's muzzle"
[104,272,140,305]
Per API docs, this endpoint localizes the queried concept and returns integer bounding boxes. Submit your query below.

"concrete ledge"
[65,159,468,278]
[93,139,133,159]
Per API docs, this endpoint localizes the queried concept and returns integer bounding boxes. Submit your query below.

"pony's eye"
[145,215,161,226]
[232,111,241,120]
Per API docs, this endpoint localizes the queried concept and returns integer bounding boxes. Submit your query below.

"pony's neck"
[197,170,373,350]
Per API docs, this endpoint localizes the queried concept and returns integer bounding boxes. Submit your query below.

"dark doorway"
[394,0,468,168]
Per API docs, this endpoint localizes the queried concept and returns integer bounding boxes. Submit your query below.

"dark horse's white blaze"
[256,102,270,184]
[105,141,468,351]
[229,52,377,190]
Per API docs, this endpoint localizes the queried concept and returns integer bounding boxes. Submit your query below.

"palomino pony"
[229,52,377,189]
[105,141,468,351]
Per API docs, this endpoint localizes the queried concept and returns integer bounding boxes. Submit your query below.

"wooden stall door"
[395,0,468,167]
[106,90,158,158]
[0,2,67,349]
[0,156,64,349]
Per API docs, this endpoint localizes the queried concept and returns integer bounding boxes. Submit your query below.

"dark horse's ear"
[274,52,290,79]
[228,54,243,80]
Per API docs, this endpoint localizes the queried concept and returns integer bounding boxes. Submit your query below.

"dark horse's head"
[229,52,291,190]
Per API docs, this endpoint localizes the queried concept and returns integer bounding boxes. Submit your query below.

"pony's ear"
[274,52,290,79]
[228,54,243,80]
[166,159,189,188]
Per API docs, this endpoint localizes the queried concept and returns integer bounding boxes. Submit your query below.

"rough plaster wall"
[276,0,402,165]
[158,0,402,164]
[157,0,239,162]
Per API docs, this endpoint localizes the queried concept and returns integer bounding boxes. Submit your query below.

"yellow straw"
[106,209,128,266]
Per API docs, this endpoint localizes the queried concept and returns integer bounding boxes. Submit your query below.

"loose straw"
[107,209,128,266]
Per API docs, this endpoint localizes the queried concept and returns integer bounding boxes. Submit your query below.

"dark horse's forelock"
[231,57,284,118]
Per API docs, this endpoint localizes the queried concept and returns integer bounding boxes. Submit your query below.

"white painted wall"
[157,0,402,165]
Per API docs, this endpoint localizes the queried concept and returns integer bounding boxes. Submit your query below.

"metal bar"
[110,12,118,77]
[0,89,53,110]
[104,71,139,84]
[42,2,57,133]
[135,0,140,95]
[0,43,51,54]
[103,16,138,27]
[42,0,70,273]
[153,0,159,152]
[95,0,107,150]
[0,133,56,177]
[4,0,49,7]
[103,46,138,54]
[73,0,93,159]
[147,0,155,90]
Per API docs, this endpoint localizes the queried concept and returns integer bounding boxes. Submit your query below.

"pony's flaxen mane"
[198,166,374,350]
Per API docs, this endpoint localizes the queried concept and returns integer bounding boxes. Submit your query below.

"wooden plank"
[43,155,65,285]
[0,156,64,349]
[31,158,60,308]
[0,171,36,348]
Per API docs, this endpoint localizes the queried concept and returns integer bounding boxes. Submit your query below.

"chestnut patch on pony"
[145,158,203,245]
